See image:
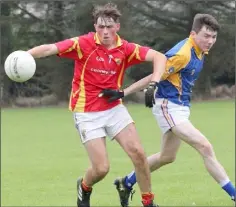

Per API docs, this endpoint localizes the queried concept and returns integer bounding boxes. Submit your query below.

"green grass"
[1,100,235,206]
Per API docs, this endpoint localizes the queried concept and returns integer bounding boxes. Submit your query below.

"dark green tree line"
[0,0,235,105]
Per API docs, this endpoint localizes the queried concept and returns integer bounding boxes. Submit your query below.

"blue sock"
[124,171,137,189]
[222,181,235,200]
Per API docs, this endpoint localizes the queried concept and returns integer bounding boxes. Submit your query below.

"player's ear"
[116,23,120,32]
[190,30,196,37]
[94,24,97,31]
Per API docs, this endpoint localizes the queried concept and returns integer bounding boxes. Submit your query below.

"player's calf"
[93,163,110,181]
[159,153,176,165]
[115,123,157,206]
[126,143,152,192]
[172,122,235,201]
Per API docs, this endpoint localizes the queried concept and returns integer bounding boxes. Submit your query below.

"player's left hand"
[99,89,124,103]
[144,81,159,108]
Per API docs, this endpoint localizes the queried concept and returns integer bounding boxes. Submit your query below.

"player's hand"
[99,89,124,103]
[144,81,159,108]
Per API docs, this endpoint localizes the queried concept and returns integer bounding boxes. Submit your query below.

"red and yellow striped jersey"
[55,32,149,112]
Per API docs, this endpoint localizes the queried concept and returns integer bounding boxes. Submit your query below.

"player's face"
[191,25,217,52]
[94,17,120,47]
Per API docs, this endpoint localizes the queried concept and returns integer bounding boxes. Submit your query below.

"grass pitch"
[1,100,235,206]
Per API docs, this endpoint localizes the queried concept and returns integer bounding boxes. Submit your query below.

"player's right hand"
[99,89,124,103]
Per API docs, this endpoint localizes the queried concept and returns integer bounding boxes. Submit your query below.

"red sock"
[142,192,154,205]
[81,180,92,192]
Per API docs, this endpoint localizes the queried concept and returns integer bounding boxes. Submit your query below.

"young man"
[100,13,235,206]
[26,3,166,207]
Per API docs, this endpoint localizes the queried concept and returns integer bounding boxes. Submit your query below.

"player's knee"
[128,144,146,165]
[197,140,214,158]
[94,163,110,178]
[159,154,176,164]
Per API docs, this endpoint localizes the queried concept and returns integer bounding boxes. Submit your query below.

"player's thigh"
[171,121,209,149]
[105,104,134,140]
[153,98,190,134]
[114,122,145,159]
[73,111,106,144]
[84,138,109,169]
[104,105,144,157]
[160,130,181,158]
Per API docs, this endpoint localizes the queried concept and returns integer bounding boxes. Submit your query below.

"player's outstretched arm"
[123,74,152,96]
[27,44,59,58]
[99,74,152,102]
[99,48,167,103]
[99,49,167,102]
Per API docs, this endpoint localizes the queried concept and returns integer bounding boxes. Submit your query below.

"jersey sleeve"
[55,37,83,60]
[161,54,190,80]
[125,43,150,67]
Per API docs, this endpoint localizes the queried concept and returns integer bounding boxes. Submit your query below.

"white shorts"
[73,104,134,144]
[152,98,190,134]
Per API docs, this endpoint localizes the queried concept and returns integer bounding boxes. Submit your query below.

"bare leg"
[124,130,181,188]
[172,121,229,184]
[115,123,151,193]
[83,137,109,187]
[148,130,181,172]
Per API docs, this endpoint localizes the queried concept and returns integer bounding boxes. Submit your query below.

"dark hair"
[92,3,121,24]
[192,13,220,33]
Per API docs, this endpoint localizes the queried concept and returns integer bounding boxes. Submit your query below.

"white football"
[4,50,36,82]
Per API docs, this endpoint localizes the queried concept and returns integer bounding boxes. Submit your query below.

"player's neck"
[102,42,117,50]
[189,35,205,56]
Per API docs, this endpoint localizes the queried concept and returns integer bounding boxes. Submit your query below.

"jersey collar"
[189,35,208,59]
[94,33,122,47]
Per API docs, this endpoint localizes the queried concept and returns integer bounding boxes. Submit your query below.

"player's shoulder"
[73,32,97,50]
[121,38,130,45]
[117,37,129,50]
[122,38,143,47]
[118,38,135,54]
[65,33,92,44]
[77,32,95,43]
[165,38,192,61]
[121,39,146,53]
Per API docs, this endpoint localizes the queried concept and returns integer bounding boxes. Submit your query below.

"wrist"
[120,90,125,97]
[149,81,159,87]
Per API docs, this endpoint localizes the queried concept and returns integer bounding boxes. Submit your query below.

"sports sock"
[81,180,92,192]
[142,192,154,206]
[221,181,235,200]
[124,171,136,189]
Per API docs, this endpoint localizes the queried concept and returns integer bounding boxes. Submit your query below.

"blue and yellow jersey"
[156,35,206,107]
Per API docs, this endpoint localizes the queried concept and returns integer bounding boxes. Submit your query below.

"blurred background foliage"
[0,0,235,106]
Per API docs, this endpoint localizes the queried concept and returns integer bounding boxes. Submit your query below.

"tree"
[123,0,235,97]
[1,0,234,105]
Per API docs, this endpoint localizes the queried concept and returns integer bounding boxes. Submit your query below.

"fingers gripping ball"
[4,50,36,82]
